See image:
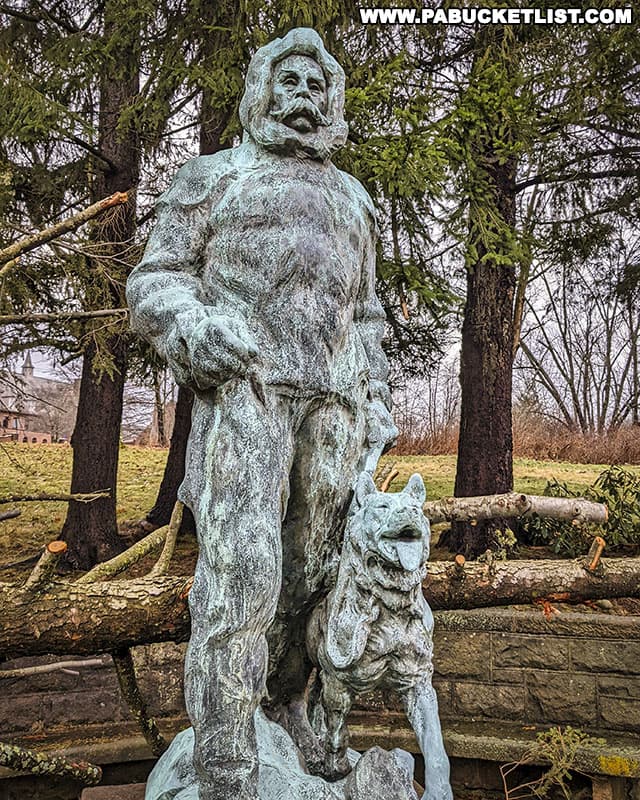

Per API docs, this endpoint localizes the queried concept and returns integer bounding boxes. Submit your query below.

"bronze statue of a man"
[127,28,395,800]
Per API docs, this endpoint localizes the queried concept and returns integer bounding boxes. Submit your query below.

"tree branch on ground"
[75,522,171,584]
[0,491,110,505]
[0,658,107,680]
[149,501,183,577]
[24,541,67,593]
[111,647,168,757]
[0,742,101,786]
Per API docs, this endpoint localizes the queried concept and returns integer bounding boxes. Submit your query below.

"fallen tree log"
[424,492,607,525]
[1,556,639,659]
[0,576,192,661]
[424,552,640,610]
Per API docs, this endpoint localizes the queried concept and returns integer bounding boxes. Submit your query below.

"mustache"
[270,97,331,128]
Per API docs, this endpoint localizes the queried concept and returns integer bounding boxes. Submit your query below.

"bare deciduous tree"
[517,231,640,434]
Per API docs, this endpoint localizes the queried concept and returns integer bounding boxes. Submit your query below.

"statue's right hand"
[181,314,259,390]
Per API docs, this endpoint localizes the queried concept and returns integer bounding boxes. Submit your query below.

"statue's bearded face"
[269,55,329,134]
[239,28,348,162]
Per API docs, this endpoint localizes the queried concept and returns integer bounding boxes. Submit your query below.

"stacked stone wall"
[431,609,640,735]
[1,609,639,739]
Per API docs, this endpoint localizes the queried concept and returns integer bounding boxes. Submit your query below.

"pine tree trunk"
[62,336,127,566]
[61,1,141,569]
[450,93,517,557]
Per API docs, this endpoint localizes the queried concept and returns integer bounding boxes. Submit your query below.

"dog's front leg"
[321,671,353,781]
[403,680,453,800]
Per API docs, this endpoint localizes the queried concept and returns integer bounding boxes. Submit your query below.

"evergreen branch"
[596,124,640,143]
[136,208,155,227]
[545,145,640,172]
[31,0,78,33]
[80,6,100,31]
[0,336,78,358]
[0,3,42,23]
[60,351,83,366]
[515,168,638,193]
[66,135,118,171]
[6,73,95,138]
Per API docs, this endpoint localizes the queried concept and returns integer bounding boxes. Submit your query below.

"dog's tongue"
[397,539,423,572]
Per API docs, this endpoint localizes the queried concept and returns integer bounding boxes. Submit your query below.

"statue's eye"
[308,81,323,93]
[283,76,298,87]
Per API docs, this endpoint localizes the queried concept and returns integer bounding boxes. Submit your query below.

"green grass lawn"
[379,453,635,500]
[0,444,168,568]
[1,442,634,569]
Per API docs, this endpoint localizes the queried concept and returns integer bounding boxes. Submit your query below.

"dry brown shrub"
[395,409,640,464]
[393,420,459,455]
[513,413,640,464]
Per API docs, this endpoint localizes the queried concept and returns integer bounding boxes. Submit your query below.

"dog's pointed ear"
[403,473,426,504]
[354,471,377,509]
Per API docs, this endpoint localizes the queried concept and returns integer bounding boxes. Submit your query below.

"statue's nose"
[296,85,311,99]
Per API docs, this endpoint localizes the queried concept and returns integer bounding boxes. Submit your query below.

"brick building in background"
[0,353,79,443]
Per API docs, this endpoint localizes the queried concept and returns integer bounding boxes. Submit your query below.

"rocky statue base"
[145,710,418,800]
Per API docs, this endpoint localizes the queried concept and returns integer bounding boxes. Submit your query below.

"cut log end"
[103,191,129,208]
[586,536,606,573]
[24,540,68,592]
[453,554,466,579]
